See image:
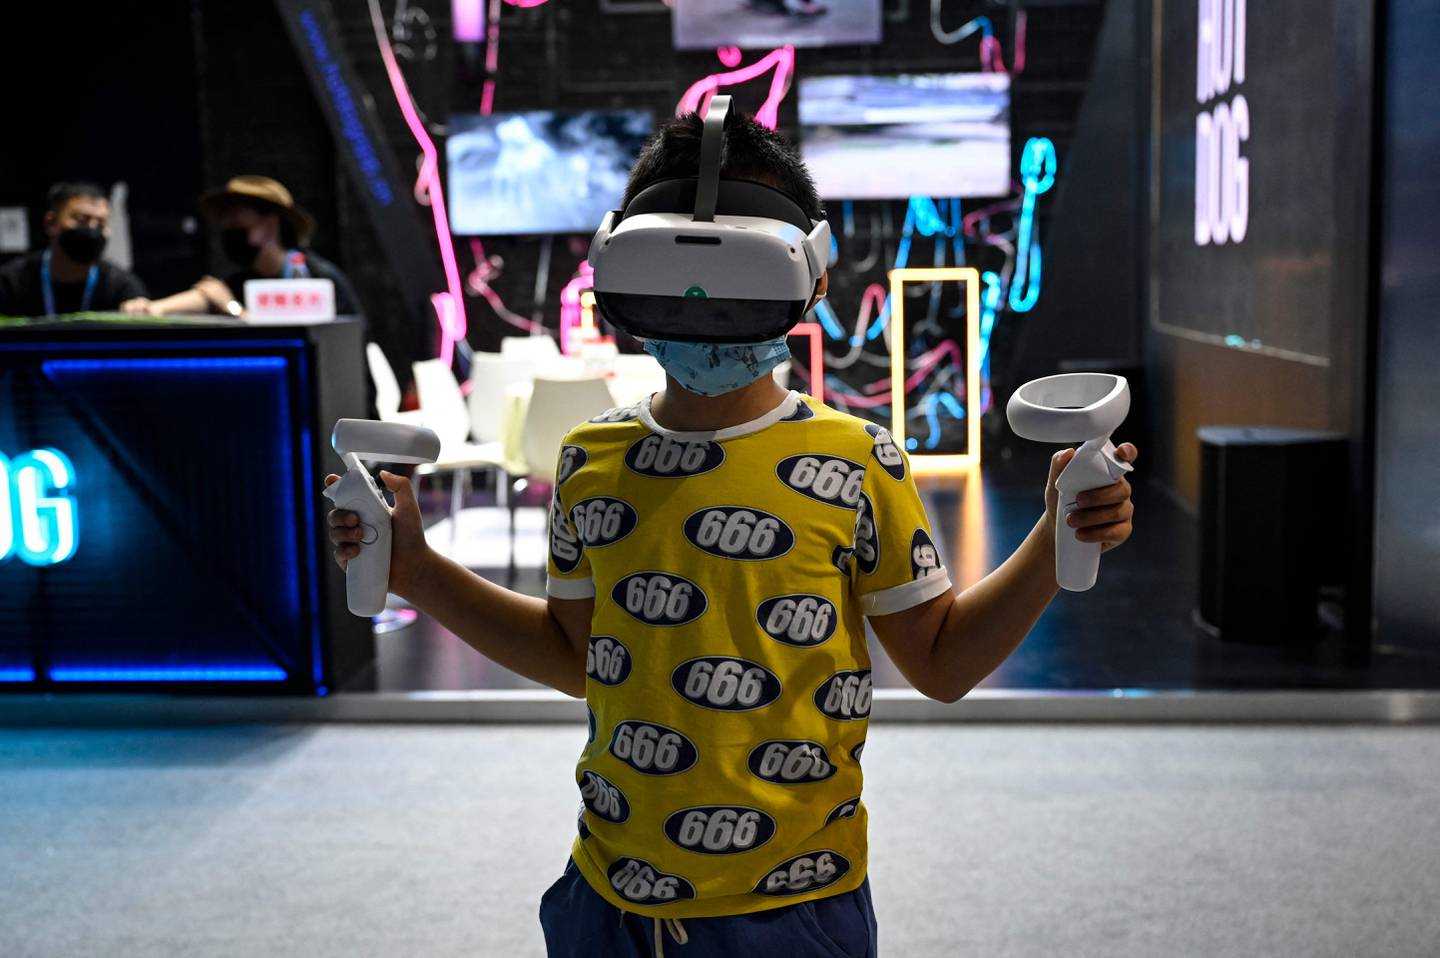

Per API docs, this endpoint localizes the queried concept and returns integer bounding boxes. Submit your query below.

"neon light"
[9,450,77,566]
[453,0,484,41]
[786,322,825,404]
[677,46,795,130]
[887,267,982,475]
[503,0,549,6]
[0,668,35,681]
[1,449,78,567]
[579,290,597,343]
[1013,11,1028,74]
[467,239,547,335]
[49,667,289,682]
[368,0,467,366]
[923,391,966,449]
[717,46,742,67]
[296,12,396,208]
[1009,137,1056,313]
[42,357,286,373]
[559,261,597,354]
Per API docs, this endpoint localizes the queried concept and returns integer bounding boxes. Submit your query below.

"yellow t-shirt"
[547,389,951,918]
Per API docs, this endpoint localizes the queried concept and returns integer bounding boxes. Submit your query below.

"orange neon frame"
[887,267,983,476]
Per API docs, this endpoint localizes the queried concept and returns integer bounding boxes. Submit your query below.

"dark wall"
[1003,0,1146,392]
[0,0,204,295]
[1142,0,1375,509]
[1373,0,1440,654]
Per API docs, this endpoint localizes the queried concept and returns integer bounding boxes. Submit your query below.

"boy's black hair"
[46,181,106,214]
[621,110,825,222]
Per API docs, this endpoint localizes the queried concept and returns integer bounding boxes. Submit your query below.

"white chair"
[609,353,668,407]
[500,334,561,365]
[366,343,424,425]
[520,376,617,484]
[411,358,509,553]
[465,351,533,444]
[496,376,615,573]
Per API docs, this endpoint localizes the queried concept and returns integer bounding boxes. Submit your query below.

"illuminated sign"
[1194,0,1249,246]
[1,448,78,566]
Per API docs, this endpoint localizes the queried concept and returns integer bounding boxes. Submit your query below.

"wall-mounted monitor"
[798,73,1011,200]
[672,0,881,50]
[446,111,653,236]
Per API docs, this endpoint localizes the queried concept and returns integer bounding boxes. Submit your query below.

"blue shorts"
[539,858,879,958]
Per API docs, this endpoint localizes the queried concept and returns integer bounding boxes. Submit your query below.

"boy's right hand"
[324,470,431,598]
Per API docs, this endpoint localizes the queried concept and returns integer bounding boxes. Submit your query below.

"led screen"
[672,0,881,49]
[799,73,1011,200]
[446,111,653,236]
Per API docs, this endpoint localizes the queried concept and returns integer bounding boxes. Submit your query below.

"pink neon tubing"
[1013,11,1028,74]
[677,46,795,130]
[370,2,467,366]
[559,261,595,355]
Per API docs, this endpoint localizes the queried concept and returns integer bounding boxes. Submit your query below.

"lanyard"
[282,250,311,279]
[40,249,99,317]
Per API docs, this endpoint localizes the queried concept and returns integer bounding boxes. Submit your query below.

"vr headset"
[587,95,831,344]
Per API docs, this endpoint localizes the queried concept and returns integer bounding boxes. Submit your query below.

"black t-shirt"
[224,251,363,317]
[0,250,148,317]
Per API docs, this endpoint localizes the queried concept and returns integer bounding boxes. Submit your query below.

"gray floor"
[2,724,1437,958]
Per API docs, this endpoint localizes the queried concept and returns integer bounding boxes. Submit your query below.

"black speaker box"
[1196,427,1349,644]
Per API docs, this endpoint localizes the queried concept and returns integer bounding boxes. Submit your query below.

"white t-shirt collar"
[639,389,802,442]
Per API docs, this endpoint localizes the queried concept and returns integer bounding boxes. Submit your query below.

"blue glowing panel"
[0,345,318,687]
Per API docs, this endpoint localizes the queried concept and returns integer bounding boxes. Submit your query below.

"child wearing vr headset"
[326,100,1137,956]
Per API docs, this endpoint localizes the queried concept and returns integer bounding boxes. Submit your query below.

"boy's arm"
[404,552,592,698]
[869,514,1060,702]
[870,444,1137,702]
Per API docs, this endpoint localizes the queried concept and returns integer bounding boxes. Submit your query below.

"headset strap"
[693,95,732,223]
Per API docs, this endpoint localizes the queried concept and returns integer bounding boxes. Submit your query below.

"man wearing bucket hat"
[139,175,361,318]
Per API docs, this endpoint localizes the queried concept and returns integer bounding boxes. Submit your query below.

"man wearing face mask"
[141,175,360,318]
[0,182,150,317]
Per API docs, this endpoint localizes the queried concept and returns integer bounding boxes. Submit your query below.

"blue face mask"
[641,337,791,397]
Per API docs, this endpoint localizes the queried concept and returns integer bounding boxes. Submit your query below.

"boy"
[325,113,1137,957]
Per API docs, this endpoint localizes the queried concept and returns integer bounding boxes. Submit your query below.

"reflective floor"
[345,444,1440,693]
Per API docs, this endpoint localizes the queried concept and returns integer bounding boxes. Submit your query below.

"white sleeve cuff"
[546,575,596,599]
[860,569,953,616]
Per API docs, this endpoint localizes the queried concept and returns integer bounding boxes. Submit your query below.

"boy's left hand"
[1044,443,1138,554]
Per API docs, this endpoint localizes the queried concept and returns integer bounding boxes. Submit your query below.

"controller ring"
[358,523,380,545]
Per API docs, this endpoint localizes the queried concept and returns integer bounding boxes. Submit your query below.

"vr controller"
[323,419,440,617]
[1006,373,1133,592]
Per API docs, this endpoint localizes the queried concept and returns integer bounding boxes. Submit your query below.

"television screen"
[446,111,653,236]
[798,73,1011,200]
[672,0,881,50]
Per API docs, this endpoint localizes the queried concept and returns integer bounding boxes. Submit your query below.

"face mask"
[220,227,260,268]
[57,227,106,264]
[641,337,791,397]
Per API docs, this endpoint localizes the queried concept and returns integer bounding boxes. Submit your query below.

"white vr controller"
[1006,373,1133,592]
[323,419,441,617]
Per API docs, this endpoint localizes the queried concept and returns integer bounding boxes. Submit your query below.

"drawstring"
[652,917,688,956]
[619,903,689,956]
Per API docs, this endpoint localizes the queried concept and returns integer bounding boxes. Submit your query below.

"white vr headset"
[586,95,832,344]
